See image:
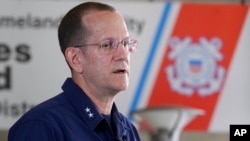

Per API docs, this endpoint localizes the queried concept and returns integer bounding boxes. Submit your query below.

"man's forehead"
[81,10,128,40]
[82,10,119,21]
[82,10,125,30]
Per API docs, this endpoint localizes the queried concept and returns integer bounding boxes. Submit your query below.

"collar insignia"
[85,107,94,118]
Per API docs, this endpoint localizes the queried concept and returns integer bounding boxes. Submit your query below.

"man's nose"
[114,43,129,59]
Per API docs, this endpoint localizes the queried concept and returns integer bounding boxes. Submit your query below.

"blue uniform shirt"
[8,78,141,141]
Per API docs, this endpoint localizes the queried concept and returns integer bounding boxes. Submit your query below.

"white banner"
[0,1,164,129]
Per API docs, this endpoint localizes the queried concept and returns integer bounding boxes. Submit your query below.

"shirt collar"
[61,78,129,132]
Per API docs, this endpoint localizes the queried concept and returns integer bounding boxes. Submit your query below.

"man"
[8,2,140,141]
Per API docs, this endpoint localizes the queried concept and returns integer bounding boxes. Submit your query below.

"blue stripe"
[128,2,172,118]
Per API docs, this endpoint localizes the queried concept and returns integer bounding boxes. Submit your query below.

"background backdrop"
[0,0,250,140]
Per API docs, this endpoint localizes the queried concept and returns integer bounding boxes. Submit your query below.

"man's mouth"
[113,69,127,74]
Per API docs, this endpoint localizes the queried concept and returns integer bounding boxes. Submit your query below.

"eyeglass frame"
[74,38,138,55]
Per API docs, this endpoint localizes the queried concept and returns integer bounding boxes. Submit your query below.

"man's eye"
[123,40,130,47]
[101,41,113,48]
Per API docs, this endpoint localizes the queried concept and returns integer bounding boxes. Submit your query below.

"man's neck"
[72,75,116,115]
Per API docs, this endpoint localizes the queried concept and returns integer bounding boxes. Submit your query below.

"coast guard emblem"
[166,36,225,97]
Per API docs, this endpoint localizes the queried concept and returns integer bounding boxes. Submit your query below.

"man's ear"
[64,47,83,73]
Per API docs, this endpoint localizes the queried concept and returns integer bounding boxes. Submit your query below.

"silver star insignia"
[85,107,90,113]
[88,112,94,118]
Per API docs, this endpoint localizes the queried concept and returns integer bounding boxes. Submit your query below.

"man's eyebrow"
[100,36,130,41]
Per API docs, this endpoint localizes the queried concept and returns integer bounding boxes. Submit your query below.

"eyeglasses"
[74,39,138,55]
